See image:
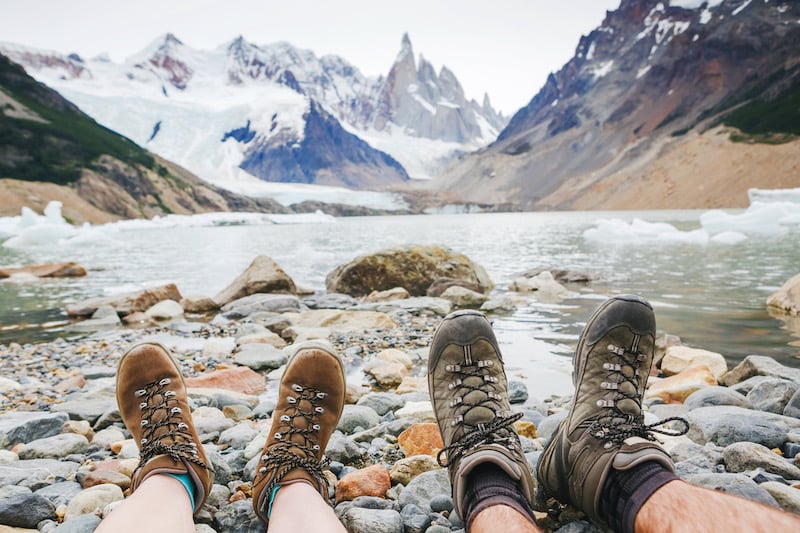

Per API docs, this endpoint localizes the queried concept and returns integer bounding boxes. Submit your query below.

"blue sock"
[266,485,281,519]
[165,473,196,512]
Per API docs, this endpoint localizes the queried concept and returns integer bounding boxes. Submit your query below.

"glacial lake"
[1,209,798,396]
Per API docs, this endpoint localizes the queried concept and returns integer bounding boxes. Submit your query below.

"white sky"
[0,0,620,115]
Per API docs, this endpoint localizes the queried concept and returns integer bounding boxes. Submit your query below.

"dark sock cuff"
[602,461,679,533]
[462,463,537,528]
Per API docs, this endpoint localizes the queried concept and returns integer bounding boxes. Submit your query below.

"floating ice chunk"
[700,202,799,235]
[583,218,709,245]
[2,222,78,249]
[710,231,748,244]
[748,188,800,204]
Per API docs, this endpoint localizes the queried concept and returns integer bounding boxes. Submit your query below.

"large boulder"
[65,284,182,317]
[767,273,800,316]
[214,255,297,306]
[326,245,492,297]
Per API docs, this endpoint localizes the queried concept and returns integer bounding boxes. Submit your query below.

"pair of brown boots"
[119,296,677,529]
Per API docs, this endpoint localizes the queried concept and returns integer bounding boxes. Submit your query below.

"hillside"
[426,0,800,210]
[0,53,287,222]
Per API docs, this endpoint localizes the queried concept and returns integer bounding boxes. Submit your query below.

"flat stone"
[65,283,182,317]
[364,287,410,302]
[52,513,102,532]
[185,367,266,395]
[397,423,444,457]
[722,355,800,387]
[50,398,117,425]
[0,412,69,448]
[685,473,779,508]
[0,459,80,489]
[144,299,184,320]
[337,405,381,434]
[291,309,398,332]
[18,433,89,460]
[303,293,357,310]
[440,286,487,309]
[180,295,220,313]
[646,365,717,404]
[0,262,86,279]
[220,293,301,319]
[662,346,728,379]
[395,401,435,422]
[686,405,800,448]
[364,359,408,388]
[355,297,452,316]
[684,386,751,410]
[233,343,288,371]
[357,392,406,416]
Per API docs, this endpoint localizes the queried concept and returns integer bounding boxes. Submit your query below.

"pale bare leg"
[635,479,800,533]
[95,474,194,533]
[267,481,346,533]
[471,504,542,533]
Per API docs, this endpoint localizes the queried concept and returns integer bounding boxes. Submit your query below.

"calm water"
[1,210,798,395]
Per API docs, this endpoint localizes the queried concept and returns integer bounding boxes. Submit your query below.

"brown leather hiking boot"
[116,343,212,513]
[537,295,688,527]
[252,342,346,526]
[428,310,536,520]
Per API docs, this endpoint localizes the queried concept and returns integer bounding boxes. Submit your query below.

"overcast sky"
[1,0,620,115]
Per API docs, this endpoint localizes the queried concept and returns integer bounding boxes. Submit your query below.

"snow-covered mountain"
[1,34,505,191]
[433,0,800,210]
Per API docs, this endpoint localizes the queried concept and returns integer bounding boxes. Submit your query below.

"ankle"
[600,460,679,533]
[462,463,537,529]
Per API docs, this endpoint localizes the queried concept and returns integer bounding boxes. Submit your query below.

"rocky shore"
[1,247,799,532]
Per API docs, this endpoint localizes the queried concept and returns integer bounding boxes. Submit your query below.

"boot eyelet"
[259,467,267,474]
[312,424,320,430]
[171,407,182,414]
[141,438,148,445]
[140,420,148,427]
[159,378,171,386]
[313,444,320,451]
[287,397,297,404]
[315,407,324,413]
[316,392,327,399]
[280,415,291,422]
[178,423,188,430]
[135,389,147,397]
[139,402,148,410]
[292,384,303,392]
[164,391,176,398]
[274,433,283,440]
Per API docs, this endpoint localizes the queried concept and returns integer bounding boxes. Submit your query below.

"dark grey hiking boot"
[429,310,536,520]
[537,295,688,526]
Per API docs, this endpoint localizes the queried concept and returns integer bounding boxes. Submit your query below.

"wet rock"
[0,262,86,279]
[0,493,56,528]
[480,293,523,314]
[426,278,484,298]
[214,255,297,305]
[64,484,124,521]
[685,473,779,508]
[722,441,800,480]
[662,346,728,380]
[185,367,266,395]
[220,293,301,319]
[335,464,391,503]
[326,245,492,297]
[18,433,89,460]
[67,306,121,332]
[398,469,451,512]
[767,272,800,316]
[646,365,717,404]
[398,423,444,457]
[233,343,288,371]
[747,379,799,414]
[440,286,487,309]
[357,297,452,316]
[340,507,403,533]
[390,455,439,485]
[357,392,406,416]
[511,271,574,300]
[65,283,182,317]
[722,355,800,387]
[686,405,800,448]
[337,405,381,434]
[684,386,751,410]
[0,411,69,448]
[144,299,184,320]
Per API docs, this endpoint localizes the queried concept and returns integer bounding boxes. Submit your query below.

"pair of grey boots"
[431,295,677,528]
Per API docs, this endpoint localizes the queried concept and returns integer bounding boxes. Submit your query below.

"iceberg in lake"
[583,187,800,245]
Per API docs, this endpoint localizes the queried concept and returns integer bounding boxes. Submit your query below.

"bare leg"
[471,504,542,533]
[635,480,800,533]
[95,474,194,533]
[267,481,346,533]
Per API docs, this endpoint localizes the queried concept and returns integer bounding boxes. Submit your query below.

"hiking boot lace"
[257,383,329,504]
[136,377,207,469]
[436,353,523,467]
[582,342,689,449]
